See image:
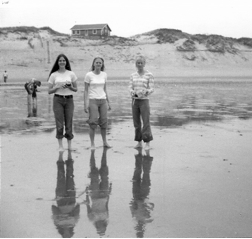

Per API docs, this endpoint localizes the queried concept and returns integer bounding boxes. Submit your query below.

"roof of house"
[70,24,111,31]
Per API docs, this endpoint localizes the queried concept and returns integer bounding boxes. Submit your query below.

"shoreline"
[1,64,252,84]
[1,74,252,87]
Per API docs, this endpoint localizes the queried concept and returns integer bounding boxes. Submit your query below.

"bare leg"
[27,94,32,117]
[67,139,72,150]
[145,142,150,150]
[134,141,142,148]
[89,127,96,149]
[101,128,111,148]
[58,138,64,151]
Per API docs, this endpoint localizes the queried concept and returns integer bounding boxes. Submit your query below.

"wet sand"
[1,79,252,237]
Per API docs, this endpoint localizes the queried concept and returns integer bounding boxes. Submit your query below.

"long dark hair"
[48,54,72,80]
[90,57,105,71]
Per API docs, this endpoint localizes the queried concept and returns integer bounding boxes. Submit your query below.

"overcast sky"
[1,0,252,38]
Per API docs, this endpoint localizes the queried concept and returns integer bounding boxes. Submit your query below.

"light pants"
[87,99,108,129]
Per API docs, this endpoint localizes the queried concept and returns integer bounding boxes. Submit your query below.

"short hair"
[135,55,146,64]
[91,57,105,71]
[48,54,72,80]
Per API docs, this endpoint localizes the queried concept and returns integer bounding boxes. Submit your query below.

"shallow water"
[1,78,252,134]
[1,78,252,238]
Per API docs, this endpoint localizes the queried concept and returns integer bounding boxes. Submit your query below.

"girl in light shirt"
[48,54,78,151]
[84,57,111,149]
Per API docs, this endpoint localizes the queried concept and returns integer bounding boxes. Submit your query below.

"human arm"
[48,82,63,94]
[67,80,78,92]
[27,82,34,94]
[146,73,154,95]
[84,82,89,113]
[67,72,78,92]
[104,82,111,111]
[141,73,154,97]
[48,73,64,94]
[129,74,136,97]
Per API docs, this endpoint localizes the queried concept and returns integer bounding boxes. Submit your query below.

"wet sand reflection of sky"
[1,79,252,134]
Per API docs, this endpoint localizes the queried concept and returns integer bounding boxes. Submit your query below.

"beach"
[1,78,252,237]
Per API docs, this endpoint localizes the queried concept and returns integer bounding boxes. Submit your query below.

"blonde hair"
[135,55,146,64]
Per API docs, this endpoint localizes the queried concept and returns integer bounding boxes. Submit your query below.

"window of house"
[93,29,97,34]
[77,30,80,35]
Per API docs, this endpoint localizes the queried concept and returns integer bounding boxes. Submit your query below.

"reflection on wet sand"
[1,80,252,133]
[130,148,154,238]
[84,148,112,237]
[52,151,80,238]
[27,94,37,117]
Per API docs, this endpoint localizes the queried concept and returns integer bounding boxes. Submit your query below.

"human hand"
[141,89,148,96]
[84,107,89,113]
[108,103,111,111]
[135,89,148,98]
[131,91,136,97]
[62,83,71,89]
[136,91,144,98]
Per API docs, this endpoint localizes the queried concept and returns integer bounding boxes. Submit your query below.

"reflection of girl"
[52,151,80,238]
[84,57,111,149]
[130,148,154,238]
[48,54,78,151]
[129,56,154,150]
[85,148,112,236]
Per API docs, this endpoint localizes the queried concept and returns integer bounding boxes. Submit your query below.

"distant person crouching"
[24,78,41,117]
[24,78,41,97]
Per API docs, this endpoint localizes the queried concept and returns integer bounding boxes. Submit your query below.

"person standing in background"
[84,57,111,149]
[48,54,78,151]
[129,56,154,150]
[3,70,8,83]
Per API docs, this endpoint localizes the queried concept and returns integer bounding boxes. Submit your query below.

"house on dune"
[70,24,111,39]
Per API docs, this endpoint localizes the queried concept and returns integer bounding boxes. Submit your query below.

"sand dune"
[1,27,252,81]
